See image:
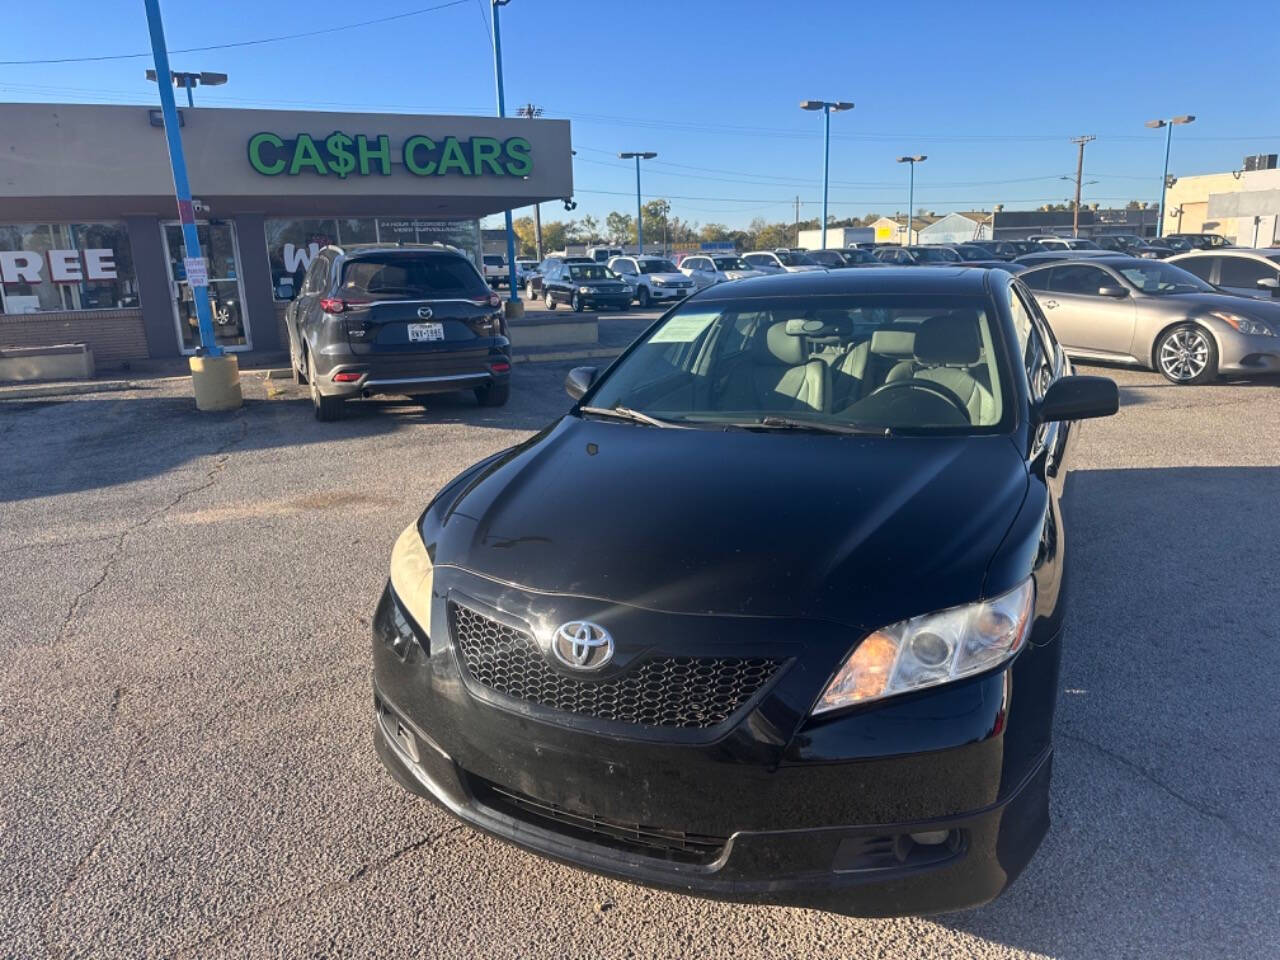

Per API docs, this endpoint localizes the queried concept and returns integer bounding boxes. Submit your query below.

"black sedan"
[372,267,1118,916]
[541,261,632,312]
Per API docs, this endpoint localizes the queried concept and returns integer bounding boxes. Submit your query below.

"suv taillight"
[320,298,370,314]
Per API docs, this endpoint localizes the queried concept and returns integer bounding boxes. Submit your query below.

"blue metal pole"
[1157,121,1173,238]
[635,156,644,252]
[907,162,915,246]
[821,105,831,249]
[143,0,220,356]
[490,1,519,301]
[184,77,194,108]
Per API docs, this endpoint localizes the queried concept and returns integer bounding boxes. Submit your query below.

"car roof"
[1017,254,1142,270]
[1171,247,1277,258]
[694,265,1001,300]
[332,242,462,257]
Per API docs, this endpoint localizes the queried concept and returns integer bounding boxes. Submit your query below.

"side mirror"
[1255,277,1280,290]
[1097,285,1129,298]
[565,366,597,401]
[1038,375,1118,423]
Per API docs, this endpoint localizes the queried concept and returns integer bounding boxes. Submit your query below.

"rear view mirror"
[1038,376,1119,423]
[565,366,597,401]
[1097,285,1129,298]
[1255,277,1280,290]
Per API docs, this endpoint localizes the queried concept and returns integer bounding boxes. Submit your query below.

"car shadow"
[935,465,1280,958]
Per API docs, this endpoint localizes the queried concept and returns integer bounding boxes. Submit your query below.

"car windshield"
[911,247,961,262]
[582,295,1009,433]
[568,265,613,281]
[1116,261,1214,295]
[778,251,817,266]
[954,246,989,259]
[638,259,679,274]
[483,255,504,266]
[714,257,750,270]
[844,249,877,263]
[339,253,488,300]
[1065,239,1099,249]
[809,251,845,266]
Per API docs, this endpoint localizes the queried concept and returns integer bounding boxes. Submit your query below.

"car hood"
[428,419,1029,629]
[722,269,767,279]
[642,272,689,283]
[782,264,825,272]
[1147,290,1280,318]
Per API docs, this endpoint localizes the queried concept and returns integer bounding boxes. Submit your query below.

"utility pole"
[489,0,519,305]
[794,196,801,246]
[1070,135,1095,237]
[516,102,544,261]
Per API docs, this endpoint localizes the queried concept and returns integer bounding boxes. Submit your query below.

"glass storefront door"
[161,222,251,352]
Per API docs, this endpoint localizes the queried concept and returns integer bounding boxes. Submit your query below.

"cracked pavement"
[1,362,1277,959]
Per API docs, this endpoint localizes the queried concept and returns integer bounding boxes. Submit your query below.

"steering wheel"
[867,378,971,420]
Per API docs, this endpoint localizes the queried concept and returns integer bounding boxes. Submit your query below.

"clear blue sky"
[2,0,1277,230]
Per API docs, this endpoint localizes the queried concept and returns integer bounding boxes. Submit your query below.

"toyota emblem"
[417,306,433,320]
[551,621,614,671]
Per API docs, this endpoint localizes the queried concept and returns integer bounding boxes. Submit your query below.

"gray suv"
[285,244,510,420]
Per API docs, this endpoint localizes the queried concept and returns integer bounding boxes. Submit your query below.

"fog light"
[909,830,950,846]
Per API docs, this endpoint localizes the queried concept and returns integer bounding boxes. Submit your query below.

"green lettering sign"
[247,132,286,175]
[289,134,328,176]
[250,132,536,178]
[403,135,437,175]
[357,134,392,176]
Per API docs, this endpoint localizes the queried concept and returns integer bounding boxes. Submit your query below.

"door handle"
[1044,299,1059,309]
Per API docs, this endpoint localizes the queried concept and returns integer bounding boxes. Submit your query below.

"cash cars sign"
[246,131,533,179]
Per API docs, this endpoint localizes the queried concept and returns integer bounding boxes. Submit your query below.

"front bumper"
[647,286,692,300]
[1217,330,1280,375]
[370,576,1060,916]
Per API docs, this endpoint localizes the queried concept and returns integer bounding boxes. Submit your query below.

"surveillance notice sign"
[183,257,209,288]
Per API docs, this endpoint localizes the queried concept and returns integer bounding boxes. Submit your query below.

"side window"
[1008,283,1034,359]
[1176,256,1216,282]
[1012,286,1053,401]
[302,254,329,296]
[1021,268,1051,291]
[1047,265,1108,296]
[1219,256,1272,288]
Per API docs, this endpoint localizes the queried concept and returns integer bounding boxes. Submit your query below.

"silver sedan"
[1019,255,1280,384]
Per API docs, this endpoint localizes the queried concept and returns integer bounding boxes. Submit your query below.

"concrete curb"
[512,347,622,364]
[0,379,139,400]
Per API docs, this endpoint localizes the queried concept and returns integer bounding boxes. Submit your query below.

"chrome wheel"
[1158,328,1209,382]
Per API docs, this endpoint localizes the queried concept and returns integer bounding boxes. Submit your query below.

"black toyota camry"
[371,267,1118,916]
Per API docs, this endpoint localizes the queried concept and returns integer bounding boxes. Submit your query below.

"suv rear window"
[339,253,488,300]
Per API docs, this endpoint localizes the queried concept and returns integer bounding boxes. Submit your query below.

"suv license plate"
[408,322,445,343]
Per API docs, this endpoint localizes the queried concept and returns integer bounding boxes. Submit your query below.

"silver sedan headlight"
[1209,311,1275,337]
[813,578,1034,714]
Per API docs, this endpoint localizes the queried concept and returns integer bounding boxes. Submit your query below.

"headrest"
[760,321,808,366]
[869,329,916,358]
[914,313,981,366]
[784,315,847,338]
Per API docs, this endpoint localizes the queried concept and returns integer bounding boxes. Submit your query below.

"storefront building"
[0,103,572,368]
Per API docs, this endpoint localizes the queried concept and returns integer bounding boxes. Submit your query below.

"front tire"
[638,286,651,308]
[293,355,307,385]
[307,351,345,421]
[1156,323,1218,385]
[572,293,584,312]
[544,291,556,311]
[475,380,510,407]
[526,282,537,301]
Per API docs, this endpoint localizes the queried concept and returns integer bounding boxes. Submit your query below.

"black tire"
[475,380,510,407]
[572,293,584,312]
[307,351,345,421]
[619,300,631,312]
[1155,323,1218,385]
[544,291,556,311]
[526,282,537,301]
[638,286,651,308]
[293,356,307,385]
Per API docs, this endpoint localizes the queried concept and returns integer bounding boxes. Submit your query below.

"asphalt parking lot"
[2,360,1278,960]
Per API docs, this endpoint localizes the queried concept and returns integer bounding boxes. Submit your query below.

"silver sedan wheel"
[1158,328,1210,381]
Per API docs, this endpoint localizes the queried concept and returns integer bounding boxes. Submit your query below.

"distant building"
[869,214,941,245]
[1164,164,1280,247]
[917,211,991,244]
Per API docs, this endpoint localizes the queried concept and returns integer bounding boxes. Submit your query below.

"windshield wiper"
[579,405,684,428]
[733,416,891,436]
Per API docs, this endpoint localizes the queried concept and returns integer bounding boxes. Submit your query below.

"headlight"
[1209,311,1275,336]
[813,578,1034,714]
[389,520,434,639]
[578,285,591,294]
[652,278,667,286]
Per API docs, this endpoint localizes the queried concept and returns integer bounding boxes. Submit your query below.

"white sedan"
[743,250,824,274]
[679,254,767,290]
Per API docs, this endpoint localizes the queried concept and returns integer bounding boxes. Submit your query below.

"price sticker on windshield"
[649,312,716,344]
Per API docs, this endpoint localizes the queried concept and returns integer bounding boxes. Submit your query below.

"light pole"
[619,152,657,251]
[516,103,544,261]
[896,156,926,245]
[801,100,853,249]
[145,69,227,107]
[490,0,519,304]
[1146,115,1195,238]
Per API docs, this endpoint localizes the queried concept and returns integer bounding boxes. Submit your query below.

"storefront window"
[0,222,138,314]
[264,217,482,301]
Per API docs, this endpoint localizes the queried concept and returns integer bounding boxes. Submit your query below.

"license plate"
[407,322,444,343]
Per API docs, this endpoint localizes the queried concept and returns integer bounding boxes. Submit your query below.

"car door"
[1036,263,1136,356]
[1217,255,1280,300]
[544,264,565,303]
[290,252,330,362]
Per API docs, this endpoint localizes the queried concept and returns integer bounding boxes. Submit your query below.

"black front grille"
[448,601,781,728]
[472,776,727,864]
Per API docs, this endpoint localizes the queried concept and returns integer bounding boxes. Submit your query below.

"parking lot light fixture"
[896,156,927,244]
[490,0,520,305]
[619,152,657,252]
[801,101,854,249]
[1146,115,1195,237]
[145,69,227,107]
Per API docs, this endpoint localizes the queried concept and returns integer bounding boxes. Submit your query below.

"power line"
[0,0,472,66]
